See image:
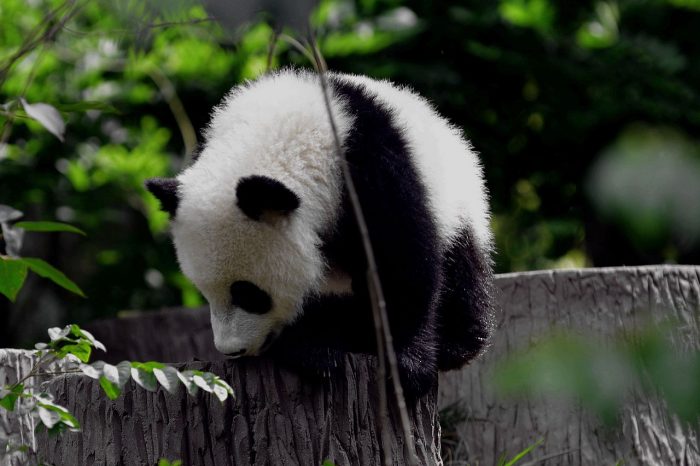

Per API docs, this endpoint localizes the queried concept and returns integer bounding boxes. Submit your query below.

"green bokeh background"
[2,0,700,345]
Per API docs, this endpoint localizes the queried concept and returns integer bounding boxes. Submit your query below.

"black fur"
[230,280,272,314]
[236,175,300,221]
[436,227,495,369]
[271,78,447,398]
[145,178,181,217]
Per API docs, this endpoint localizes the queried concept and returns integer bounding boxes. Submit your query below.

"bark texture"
[84,307,220,364]
[0,349,71,466]
[439,265,700,466]
[5,266,699,465]
[36,357,441,466]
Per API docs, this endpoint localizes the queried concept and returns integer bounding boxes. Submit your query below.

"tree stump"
[83,307,220,364]
[439,265,700,466]
[35,356,441,466]
[4,266,699,465]
[0,349,72,466]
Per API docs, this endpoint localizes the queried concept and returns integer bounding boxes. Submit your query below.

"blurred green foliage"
[494,324,700,425]
[1,0,700,344]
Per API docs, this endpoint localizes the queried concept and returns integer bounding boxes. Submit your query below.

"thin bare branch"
[278,34,317,68]
[266,28,280,73]
[147,68,197,165]
[0,0,84,89]
[61,16,216,37]
[307,32,419,466]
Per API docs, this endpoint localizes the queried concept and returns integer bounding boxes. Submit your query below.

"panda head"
[146,173,323,357]
[145,71,348,358]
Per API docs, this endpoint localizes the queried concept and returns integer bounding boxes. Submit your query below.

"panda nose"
[226,348,246,358]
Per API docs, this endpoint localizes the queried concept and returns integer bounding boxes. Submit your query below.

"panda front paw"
[396,350,438,400]
[268,342,346,382]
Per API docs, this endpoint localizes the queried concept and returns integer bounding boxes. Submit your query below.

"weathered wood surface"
[37,356,442,466]
[6,266,700,465]
[0,350,37,466]
[439,265,700,466]
[84,307,220,364]
[0,349,72,466]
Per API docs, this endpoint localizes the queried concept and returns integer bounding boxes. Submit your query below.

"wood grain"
[5,266,699,465]
[36,356,441,465]
[439,265,700,466]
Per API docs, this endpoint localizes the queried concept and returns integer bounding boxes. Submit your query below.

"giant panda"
[146,68,495,397]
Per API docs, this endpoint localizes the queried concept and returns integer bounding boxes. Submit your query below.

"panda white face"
[169,174,328,357]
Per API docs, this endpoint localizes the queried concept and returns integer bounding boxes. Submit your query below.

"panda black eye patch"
[230,280,272,314]
[236,175,300,221]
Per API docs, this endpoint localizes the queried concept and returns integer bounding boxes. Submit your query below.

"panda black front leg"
[267,293,375,382]
[268,290,440,400]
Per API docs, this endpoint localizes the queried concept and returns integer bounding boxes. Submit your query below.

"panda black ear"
[145,178,181,217]
[236,175,300,221]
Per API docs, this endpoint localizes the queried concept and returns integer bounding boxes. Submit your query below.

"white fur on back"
[333,73,492,251]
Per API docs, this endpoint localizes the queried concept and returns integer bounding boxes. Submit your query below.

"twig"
[12,352,55,387]
[148,17,217,30]
[0,0,84,89]
[266,28,280,72]
[307,32,419,466]
[29,370,82,377]
[147,68,197,165]
[0,110,31,120]
[278,34,317,66]
[0,0,84,145]
[61,16,216,37]
[520,449,579,466]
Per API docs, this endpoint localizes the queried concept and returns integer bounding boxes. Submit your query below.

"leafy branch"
[0,205,85,301]
[0,324,234,458]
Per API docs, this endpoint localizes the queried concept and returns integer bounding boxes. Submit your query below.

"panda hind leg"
[436,227,496,371]
[395,336,439,400]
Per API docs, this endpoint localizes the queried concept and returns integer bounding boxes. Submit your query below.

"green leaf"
[55,342,92,363]
[158,459,182,466]
[176,370,199,396]
[133,361,165,371]
[0,205,23,223]
[80,362,102,379]
[37,405,61,428]
[189,371,233,401]
[14,221,86,235]
[57,409,80,431]
[48,325,70,341]
[213,378,234,402]
[35,396,80,432]
[99,376,121,400]
[70,325,106,351]
[20,98,66,142]
[0,384,24,411]
[212,384,228,402]
[107,361,131,388]
[153,366,180,395]
[48,325,73,342]
[501,439,542,466]
[19,257,85,297]
[54,101,119,114]
[0,257,28,301]
[192,374,214,393]
[131,366,158,392]
[215,378,234,396]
